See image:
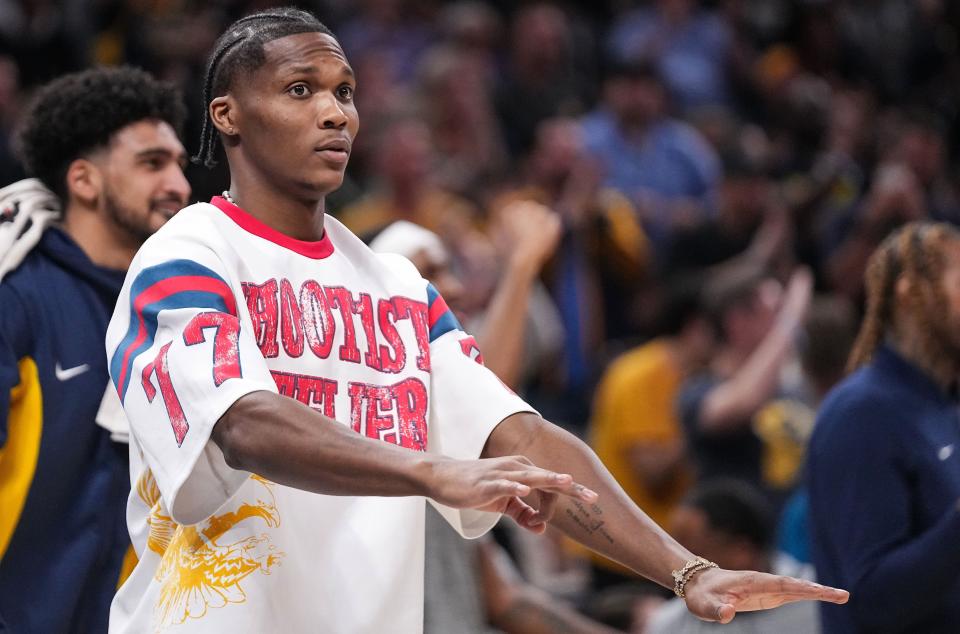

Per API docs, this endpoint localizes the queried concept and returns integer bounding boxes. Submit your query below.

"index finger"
[506,469,598,502]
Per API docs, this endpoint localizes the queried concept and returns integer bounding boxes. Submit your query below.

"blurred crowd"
[1,0,959,632]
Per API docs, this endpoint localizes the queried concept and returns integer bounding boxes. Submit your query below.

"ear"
[65,158,102,207]
[210,95,238,137]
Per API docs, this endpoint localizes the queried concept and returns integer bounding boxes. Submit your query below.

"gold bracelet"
[671,556,719,598]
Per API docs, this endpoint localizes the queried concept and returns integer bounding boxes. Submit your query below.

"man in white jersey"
[105,8,848,633]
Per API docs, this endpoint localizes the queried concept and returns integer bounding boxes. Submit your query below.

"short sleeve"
[106,245,277,525]
[422,283,537,538]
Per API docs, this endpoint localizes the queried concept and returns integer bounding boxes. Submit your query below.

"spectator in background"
[807,222,960,633]
[838,0,950,102]
[0,0,89,86]
[438,1,502,74]
[824,110,959,300]
[666,140,789,274]
[647,480,819,633]
[336,115,477,242]
[678,265,811,495]
[580,58,720,256]
[496,3,591,156]
[0,56,24,185]
[824,161,927,301]
[335,115,500,317]
[0,66,189,634]
[888,111,960,223]
[606,0,732,113]
[416,42,507,194]
[337,0,435,87]
[369,200,563,392]
[588,276,712,590]
[491,117,650,408]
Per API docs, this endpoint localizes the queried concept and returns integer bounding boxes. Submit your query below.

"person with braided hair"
[105,8,847,633]
[807,221,960,633]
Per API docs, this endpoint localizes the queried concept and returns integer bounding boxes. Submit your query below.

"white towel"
[95,383,130,444]
[0,178,61,282]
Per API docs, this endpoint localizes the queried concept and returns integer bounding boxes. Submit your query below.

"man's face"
[232,32,360,198]
[97,119,190,244]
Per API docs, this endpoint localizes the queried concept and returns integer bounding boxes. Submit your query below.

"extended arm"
[484,413,692,586]
[211,390,596,526]
[484,412,848,622]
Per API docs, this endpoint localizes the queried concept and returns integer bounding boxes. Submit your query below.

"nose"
[318,93,348,130]
[164,164,192,204]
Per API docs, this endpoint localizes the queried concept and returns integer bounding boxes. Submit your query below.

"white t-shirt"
[105,197,533,633]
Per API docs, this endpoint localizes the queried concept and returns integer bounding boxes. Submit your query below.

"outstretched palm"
[684,568,849,624]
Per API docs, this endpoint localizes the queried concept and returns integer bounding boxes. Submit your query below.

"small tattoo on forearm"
[566,500,614,545]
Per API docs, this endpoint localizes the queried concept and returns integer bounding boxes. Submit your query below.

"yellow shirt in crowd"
[588,339,693,573]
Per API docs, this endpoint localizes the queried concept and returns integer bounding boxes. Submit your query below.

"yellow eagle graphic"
[136,472,284,627]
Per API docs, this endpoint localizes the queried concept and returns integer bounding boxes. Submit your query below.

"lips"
[314,138,351,165]
[315,137,351,153]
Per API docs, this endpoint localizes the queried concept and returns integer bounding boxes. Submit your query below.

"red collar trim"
[210,196,334,259]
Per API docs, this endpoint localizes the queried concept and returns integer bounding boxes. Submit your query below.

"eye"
[287,83,311,98]
[337,84,354,101]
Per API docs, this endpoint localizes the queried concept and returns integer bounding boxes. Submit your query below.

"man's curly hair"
[15,66,186,202]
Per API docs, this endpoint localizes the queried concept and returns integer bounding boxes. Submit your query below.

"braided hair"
[194,7,335,168]
[847,221,960,372]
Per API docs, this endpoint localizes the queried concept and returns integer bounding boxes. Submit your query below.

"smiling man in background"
[0,66,190,633]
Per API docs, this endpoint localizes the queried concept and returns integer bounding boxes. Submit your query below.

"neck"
[60,203,139,270]
[889,325,958,392]
[227,167,326,242]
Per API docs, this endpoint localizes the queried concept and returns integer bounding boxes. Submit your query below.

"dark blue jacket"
[807,345,960,633]
[0,228,130,633]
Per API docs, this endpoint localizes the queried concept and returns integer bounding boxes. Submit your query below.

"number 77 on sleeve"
[141,311,244,447]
